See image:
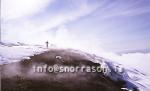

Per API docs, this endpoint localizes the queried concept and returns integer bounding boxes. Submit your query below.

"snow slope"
[0,42,49,64]
[92,56,150,91]
[70,49,150,91]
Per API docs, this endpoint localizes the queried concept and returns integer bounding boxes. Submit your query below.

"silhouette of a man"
[46,41,49,48]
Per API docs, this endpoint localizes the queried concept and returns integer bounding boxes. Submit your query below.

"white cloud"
[1,0,54,21]
[1,0,101,44]
[36,0,100,32]
[2,0,150,56]
[95,0,150,19]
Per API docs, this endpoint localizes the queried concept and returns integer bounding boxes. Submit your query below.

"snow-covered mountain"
[0,42,150,91]
[0,42,49,64]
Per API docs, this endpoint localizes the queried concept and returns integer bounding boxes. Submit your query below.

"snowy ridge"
[95,58,150,91]
[125,68,150,91]
[70,49,150,91]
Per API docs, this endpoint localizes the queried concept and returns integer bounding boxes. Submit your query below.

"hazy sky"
[1,0,150,53]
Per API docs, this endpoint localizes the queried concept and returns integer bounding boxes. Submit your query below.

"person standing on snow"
[46,41,49,48]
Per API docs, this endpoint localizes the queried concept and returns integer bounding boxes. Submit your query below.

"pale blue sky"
[2,0,150,53]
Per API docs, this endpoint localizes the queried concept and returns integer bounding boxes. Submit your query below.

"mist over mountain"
[1,0,150,91]
[1,42,150,91]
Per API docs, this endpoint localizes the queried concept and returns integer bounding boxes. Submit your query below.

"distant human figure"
[45,41,49,48]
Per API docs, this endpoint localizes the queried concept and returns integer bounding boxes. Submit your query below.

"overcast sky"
[1,0,150,53]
